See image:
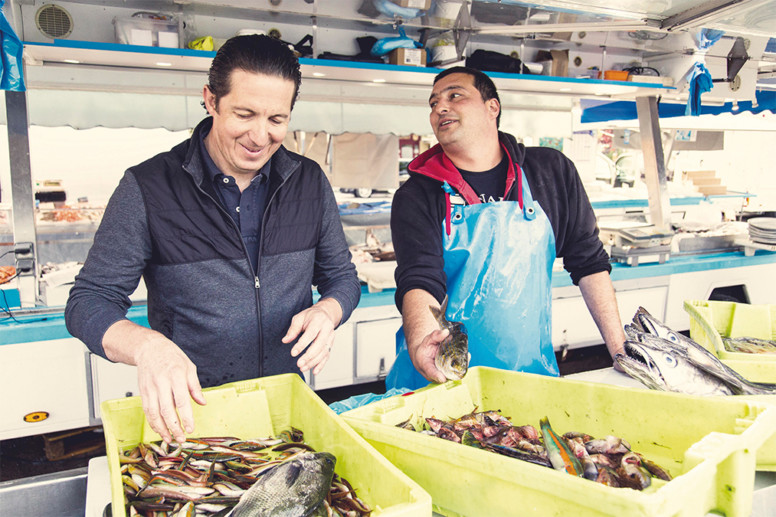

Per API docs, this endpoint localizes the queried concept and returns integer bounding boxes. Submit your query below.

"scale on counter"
[599,222,674,267]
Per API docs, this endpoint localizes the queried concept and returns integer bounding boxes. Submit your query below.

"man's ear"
[203,85,217,115]
[487,98,501,121]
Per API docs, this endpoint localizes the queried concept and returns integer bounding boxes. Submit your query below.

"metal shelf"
[22,39,675,100]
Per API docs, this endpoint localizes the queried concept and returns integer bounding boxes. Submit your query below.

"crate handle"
[683,300,724,354]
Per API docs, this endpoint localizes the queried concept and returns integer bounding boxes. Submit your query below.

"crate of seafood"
[685,300,776,376]
[342,366,776,517]
[101,373,431,516]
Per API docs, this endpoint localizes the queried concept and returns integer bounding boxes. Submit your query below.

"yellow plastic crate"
[685,300,776,373]
[101,374,431,517]
[342,367,776,517]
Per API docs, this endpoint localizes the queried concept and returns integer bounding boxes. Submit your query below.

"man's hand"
[102,320,206,444]
[408,328,449,384]
[284,298,343,375]
[133,336,207,443]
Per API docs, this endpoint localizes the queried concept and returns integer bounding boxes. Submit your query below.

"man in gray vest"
[66,35,360,443]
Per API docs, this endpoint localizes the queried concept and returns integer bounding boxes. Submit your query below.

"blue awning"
[581,90,776,124]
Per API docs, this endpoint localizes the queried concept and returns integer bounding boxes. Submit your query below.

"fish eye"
[663,354,677,367]
[667,332,679,343]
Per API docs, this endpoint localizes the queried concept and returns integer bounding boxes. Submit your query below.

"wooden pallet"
[42,426,105,461]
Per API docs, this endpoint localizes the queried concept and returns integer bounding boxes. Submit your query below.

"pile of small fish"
[398,410,671,490]
[119,428,371,516]
[723,336,776,354]
[616,307,776,396]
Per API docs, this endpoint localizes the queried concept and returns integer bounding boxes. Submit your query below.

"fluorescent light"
[312,72,326,77]
[63,59,80,64]
[373,78,386,83]
[559,87,572,92]
[156,62,173,67]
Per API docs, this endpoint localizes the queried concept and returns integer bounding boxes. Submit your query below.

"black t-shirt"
[458,155,508,203]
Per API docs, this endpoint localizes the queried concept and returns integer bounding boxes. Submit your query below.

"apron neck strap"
[502,142,523,210]
[442,181,454,235]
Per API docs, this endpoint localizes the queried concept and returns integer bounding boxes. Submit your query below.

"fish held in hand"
[429,295,469,381]
[228,451,336,517]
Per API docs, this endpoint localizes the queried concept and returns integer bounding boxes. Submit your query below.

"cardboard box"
[389,47,427,67]
[536,49,569,77]
[389,0,432,9]
[344,366,776,516]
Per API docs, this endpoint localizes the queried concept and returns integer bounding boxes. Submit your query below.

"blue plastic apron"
[386,164,559,390]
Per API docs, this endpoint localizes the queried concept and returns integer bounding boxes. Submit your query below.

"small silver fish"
[429,295,469,381]
[228,451,336,517]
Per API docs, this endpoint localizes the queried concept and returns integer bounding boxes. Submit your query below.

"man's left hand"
[283,298,343,375]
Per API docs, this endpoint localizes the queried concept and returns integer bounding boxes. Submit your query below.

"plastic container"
[343,366,776,517]
[114,14,180,48]
[101,374,431,517]
[604,70,630,81]
[685,300,776,378]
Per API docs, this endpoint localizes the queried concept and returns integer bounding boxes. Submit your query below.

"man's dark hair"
[206,34,302,111]
[433,66,501,127]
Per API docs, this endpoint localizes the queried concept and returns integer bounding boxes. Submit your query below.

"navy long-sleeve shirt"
[391,131,611,312]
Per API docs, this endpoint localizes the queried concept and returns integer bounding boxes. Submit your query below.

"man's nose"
[247,121,269,146]
[432,100,448,115]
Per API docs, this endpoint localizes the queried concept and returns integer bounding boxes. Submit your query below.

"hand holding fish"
[284,297,342,375]
[102,320,206,444]
[409,327,452,384]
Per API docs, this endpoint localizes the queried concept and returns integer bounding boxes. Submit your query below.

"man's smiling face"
[428,72,500,149]
[203,69,294,178]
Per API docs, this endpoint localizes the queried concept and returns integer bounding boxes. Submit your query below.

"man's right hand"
[134,336,207,443]
[408,328,450,384]
[102,320,206,444]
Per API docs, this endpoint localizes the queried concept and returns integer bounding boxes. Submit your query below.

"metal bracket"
[425,0,472,68]
[712,36,749,84]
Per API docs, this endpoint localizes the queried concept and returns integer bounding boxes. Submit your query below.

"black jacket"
[391,131,611,312]
[66,118,361,387]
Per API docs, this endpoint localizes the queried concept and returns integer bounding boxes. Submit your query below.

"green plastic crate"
[342,366,776,517]
[101,373,431,517]
[685,300,776,376]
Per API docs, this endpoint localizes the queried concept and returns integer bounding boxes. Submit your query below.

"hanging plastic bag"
[684,28,724,116]
[372,0,424,19]
[0,0,26,91]
[371,26,422,57]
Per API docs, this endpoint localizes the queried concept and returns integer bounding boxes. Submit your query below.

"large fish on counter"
[429,295,470,381]
[615,307,776,396]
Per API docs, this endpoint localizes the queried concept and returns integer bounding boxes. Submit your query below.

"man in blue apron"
[387,67,625,390]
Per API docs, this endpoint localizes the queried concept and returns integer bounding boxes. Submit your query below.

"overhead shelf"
[22,39,675,100]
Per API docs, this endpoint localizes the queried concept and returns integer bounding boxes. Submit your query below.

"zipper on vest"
[255,276,260,289]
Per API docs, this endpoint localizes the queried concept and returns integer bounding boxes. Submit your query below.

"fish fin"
[428,295,449,328]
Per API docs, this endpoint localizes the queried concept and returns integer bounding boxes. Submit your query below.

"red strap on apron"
[445,191,452,236]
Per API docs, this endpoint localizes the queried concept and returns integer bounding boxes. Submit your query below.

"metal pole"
[636,95,672,233]
[5,90,39,307]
